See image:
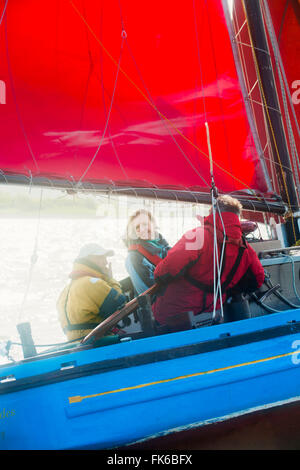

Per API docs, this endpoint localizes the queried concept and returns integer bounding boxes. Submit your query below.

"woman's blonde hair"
[126,209,157,241]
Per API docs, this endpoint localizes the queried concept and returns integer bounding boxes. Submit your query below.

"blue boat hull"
[1,309,300,450]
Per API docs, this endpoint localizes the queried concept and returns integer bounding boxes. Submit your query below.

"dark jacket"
[125,234,170,295]
[152,212,265,326]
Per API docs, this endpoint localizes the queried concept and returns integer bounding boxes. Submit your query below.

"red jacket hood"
[204,212,242,240]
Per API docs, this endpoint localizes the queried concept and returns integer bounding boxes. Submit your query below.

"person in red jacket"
[152,195,265,331]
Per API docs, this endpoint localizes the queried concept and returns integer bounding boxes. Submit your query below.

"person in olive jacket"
[57,243,126,341]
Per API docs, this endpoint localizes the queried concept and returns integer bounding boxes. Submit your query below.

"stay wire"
[211,197,226,321]
[17,189,43,324]
[206,122,226,321]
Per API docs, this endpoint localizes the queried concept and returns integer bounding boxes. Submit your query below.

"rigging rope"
[205,121,226,322]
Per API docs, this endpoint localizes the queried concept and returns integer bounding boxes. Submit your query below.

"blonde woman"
[124,209,170,295]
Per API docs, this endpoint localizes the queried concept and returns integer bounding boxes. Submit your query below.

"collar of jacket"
[69,259,108,281]
[204,212,242,241]
[128,233,168,255]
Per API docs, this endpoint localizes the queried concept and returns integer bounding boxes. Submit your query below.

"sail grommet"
[121,30,127,39]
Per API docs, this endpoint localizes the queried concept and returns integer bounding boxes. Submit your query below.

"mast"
[243,0,299,244]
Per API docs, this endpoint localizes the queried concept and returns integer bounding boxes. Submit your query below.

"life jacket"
[128,244,163,266]
[57,261,126,339]
[62,282,100,333]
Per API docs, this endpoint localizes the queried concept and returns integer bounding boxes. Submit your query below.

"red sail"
[0,0,280,197]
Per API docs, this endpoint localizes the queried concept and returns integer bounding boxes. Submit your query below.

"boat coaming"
[1,300,300,450]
